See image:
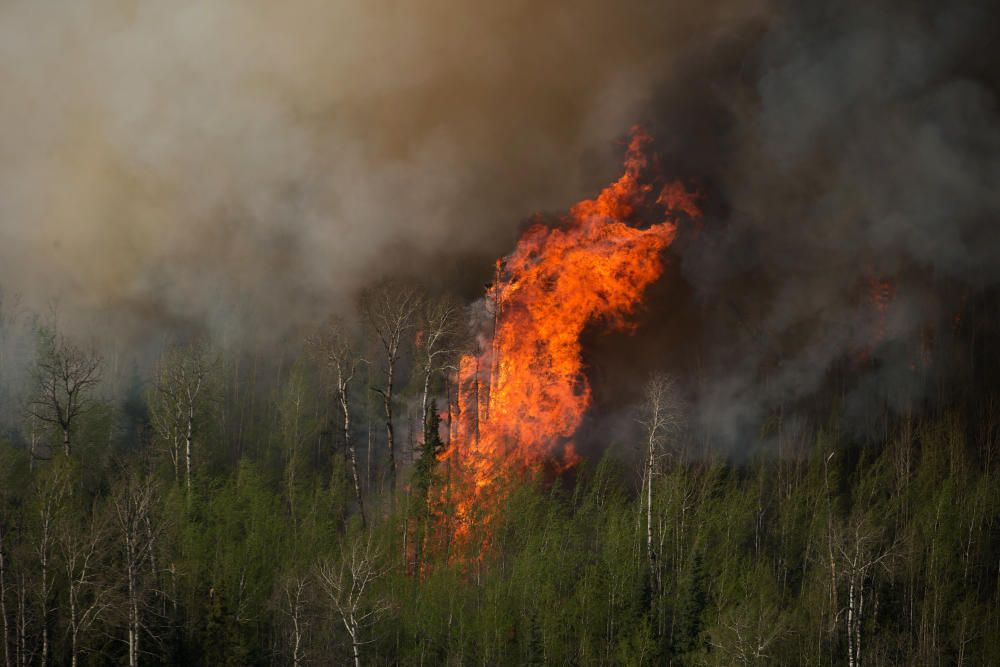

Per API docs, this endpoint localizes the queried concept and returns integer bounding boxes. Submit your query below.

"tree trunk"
[0,526,9,667]
[185,409,194,497]
[172,426,181,486]
[420,370,431,442]
[384,358,396,491]
[62,428,70,458]
[129,570,139,667]
[856,579,865,667]
[69,604,78,667]
[16,575,25,667]
[645,433,656,588]
[292,626,302,667]
[846,576,856,667]
[28,421,37,471]
[40,551,48,667]
[341,391,365,527]
[125,531,139,667]
[349,624,362,667]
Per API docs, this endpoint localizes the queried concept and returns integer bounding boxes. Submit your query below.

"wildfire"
[438,127,699,551]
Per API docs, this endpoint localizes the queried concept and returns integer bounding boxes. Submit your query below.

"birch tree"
[277,574,309,667]
[311,319,367,526]
[316,533,391,667]
[834,517,897,667]
[31,463,69,667]
[360,281,422,492]
[149,341,215,495]
[112,473,163,667]
[416,296,461,436]
[57,507,112,667]
[637,373,684,592]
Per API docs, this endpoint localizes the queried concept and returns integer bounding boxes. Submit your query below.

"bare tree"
[416,296,461,435]
[31,464,68,667]
[833,517,898,667]
[149,341,215,496]
[637,373,684,589]
[316,533,391,667]
[112,473,163,667]
[708,604,788,666]
[360,281,422,492]
[311,319,367,526]
[277,574,310,667]
[58,508,113,667]
[27,331,102,458]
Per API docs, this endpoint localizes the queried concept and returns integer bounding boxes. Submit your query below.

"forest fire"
[438,128,699,549]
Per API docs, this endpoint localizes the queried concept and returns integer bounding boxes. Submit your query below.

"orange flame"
[437,128,699,553]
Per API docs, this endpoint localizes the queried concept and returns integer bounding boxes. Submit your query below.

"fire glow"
[438,127,699,548]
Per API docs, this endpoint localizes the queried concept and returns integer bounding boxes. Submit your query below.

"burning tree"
[439,127,699,550]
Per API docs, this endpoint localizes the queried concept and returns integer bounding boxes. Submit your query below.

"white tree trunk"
[0,526,9,667]
[846,577,855,667]
[185,409,194,497]
[16,575,25,667]
[341,391,365,527]
[645,433,656,582]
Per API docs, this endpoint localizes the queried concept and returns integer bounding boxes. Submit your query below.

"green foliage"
[2,351,1000,666]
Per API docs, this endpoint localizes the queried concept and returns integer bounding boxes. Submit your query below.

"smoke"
[0,0,766,354]
[2,0,998,452]
[656,0,1000,447]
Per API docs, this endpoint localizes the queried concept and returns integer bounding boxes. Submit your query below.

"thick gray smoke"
[664,0,1000,447]
[0,0,766,353]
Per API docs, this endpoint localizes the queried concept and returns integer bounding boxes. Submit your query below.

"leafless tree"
[57,508,113,667]
[149,341,215,496]
[708,603,788,666]
[112,473,164,667]
[316,533,392,667]
[416,296,461,436]
[637,373,684,588]
[26,331,102,458]
[31,464,68,667]
[360,281,423,492]
[311,319,367,526]
[833,516,898,667]
[277,574,310,667]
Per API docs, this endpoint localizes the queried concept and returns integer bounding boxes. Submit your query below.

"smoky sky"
[652,0,1000,447]
[1,0,998,449]
[0,0,767,350]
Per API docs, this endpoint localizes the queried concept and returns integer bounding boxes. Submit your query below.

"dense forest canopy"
[2,0,1000,665]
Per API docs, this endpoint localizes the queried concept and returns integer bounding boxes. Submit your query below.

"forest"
[2,0,1000,665]
[1,281,999,666]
